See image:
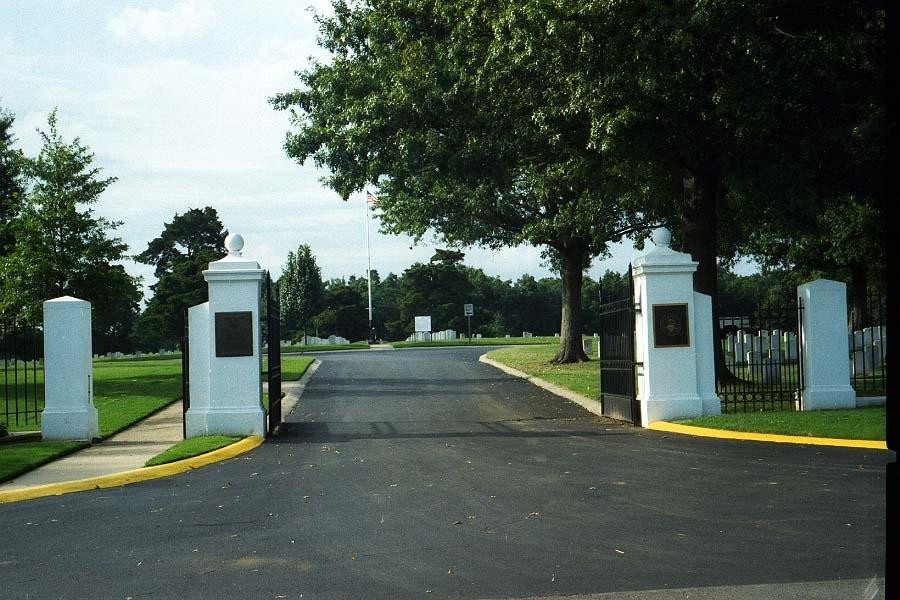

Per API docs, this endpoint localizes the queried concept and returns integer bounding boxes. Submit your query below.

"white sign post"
[464,304,474,340]
[414,316,432,332]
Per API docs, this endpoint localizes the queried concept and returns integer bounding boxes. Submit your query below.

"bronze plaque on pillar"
[652,303,690,347]
[215,311,254,357]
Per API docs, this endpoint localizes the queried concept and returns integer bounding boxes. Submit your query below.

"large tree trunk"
[680,169,732,386]
[554,243,589,364]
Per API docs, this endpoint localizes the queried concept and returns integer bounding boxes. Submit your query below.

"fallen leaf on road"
[615,549,624,554]
[452,521,462,525]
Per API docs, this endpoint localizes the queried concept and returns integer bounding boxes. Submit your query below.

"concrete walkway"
[0,402,184,491]
[0,359,321,492]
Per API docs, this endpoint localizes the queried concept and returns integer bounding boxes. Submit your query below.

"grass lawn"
[1,358,182,483]
[280,356,315,381]
[487,345,886,441]
[486,344,599,399]
[393,336,561,348]
[0,440,88,483]
[675,407,886,440]
[144,435,240,467]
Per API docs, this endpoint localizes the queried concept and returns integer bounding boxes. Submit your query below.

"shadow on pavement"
[276,418,637,443]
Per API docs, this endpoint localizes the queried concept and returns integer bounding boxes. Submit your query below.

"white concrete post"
[693,292,721,416]
[41,296,98,441]
[186,234,266,437]
[798,279,856,410]
[632,228,718,426]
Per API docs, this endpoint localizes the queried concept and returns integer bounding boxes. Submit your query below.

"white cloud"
[108,1,214,45]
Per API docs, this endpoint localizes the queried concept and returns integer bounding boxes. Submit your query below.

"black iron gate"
[2,319,44,432]
[716,294,804,413]
[180,306,190,439]
[265,273,282,436]
[599,267,641,425]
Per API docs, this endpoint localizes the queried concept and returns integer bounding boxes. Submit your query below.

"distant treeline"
[299,254,811,343]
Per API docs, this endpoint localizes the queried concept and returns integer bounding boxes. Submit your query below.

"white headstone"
[798,279,856,410]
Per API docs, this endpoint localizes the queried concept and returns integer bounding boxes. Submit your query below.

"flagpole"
[364,192,374,343]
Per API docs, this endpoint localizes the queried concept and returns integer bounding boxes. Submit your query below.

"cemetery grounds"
[0,354,314,482]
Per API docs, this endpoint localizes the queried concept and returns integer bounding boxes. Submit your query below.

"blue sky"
[1,1,750,298]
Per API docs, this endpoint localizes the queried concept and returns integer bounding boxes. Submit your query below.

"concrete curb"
[478,354,603,418]
[480,352,889,450]
[279,358,321,420]
[649,421,889,449]
[0,435,265,504]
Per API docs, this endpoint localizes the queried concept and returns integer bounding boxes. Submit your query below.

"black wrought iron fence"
[848,289,887,398]
[2,320,45,432]
[265,273,282,436]
[716,294,804,413]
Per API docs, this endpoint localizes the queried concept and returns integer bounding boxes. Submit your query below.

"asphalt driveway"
[0,347,889,599]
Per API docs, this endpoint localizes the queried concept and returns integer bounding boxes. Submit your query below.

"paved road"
[0,347,890,599]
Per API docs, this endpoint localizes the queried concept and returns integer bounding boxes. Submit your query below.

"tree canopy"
[279,243,325,340]
[133,207,227,349]
[0,105,25,257]
[273,0,884,364]
[272,0,646,362]
[0,110,141,352]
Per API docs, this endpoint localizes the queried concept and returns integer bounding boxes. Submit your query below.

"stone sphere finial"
[225,233,244,256]
[651,227,672,248]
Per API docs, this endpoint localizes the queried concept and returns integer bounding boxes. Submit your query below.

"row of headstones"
[723,330,798,384]
[95,349,176,359]
[277,335,350,347]
[432,329,459,341]
[724,330,799,363]
[850,326,886,375]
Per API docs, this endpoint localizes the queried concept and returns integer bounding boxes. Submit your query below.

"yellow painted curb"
[649,421,888,450]
[0,435,265,504]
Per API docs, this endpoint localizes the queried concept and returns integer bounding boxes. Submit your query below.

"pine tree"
[279,244,324,341]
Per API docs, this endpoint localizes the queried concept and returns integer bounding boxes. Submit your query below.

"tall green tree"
[279,244,325,341]
[271,1,644,363]
[0,110,141,352]
[572,1,885,297]
[0,105,25,256]
[133,207,226,349]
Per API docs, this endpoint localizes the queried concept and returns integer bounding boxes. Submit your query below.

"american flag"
[366,190,378,206]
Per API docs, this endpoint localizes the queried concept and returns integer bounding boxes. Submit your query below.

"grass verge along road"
[145,435,241,467]
[1,358,182,482]
[393,336,562,348]
[486,344,598,398]
[486,345,885,441]
[676,407,886,440]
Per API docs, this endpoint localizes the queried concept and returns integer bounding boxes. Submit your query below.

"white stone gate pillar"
[41,296,98,441]
[632,228,720,426]
[798,279,856,410]
[185,234,266,437]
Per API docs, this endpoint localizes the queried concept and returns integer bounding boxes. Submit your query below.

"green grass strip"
[279,356,315,381]
[0,441,88,483]
[144,435,241,467]
[486,345,599,399]
[675,407,886,440]
[393,336,562,348]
